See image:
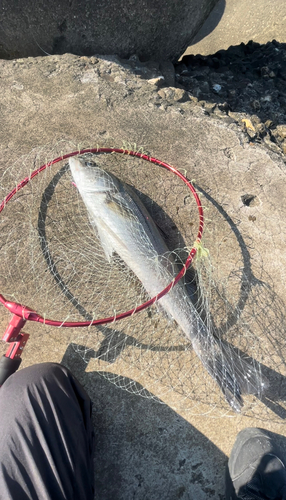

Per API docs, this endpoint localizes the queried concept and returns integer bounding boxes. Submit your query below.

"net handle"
[0,147,204,327]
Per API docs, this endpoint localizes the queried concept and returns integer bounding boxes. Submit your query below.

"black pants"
[0,363,95,500]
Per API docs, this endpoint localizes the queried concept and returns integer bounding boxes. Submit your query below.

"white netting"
[0,141,286,418]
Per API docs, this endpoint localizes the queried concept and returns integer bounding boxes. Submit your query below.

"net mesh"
[0,140,286,418]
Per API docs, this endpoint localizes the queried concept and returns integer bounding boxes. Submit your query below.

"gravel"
[174,40,286,155]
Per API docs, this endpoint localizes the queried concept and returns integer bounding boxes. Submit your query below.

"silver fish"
[69,155,268,412]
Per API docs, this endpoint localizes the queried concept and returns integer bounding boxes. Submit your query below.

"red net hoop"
[0,147,204,328]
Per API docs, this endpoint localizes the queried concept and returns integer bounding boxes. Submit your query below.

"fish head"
[69,155,120,195]
[69,155,136,225]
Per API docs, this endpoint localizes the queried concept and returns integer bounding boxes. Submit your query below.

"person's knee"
[1,362,69,391]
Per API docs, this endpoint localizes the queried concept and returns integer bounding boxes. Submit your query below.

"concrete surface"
[0,53,286,498]
[0,0,219,61]
[183,0,286,56]
[63,345,227,500]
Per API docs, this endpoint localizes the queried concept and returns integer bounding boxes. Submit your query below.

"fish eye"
[85,160,96,168]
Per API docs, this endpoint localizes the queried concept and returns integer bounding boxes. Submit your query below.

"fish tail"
[192,335,268,412]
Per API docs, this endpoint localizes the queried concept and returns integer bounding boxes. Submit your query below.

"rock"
[241,118,256,132]
[176,40,286,155]
[203,102,216,113]
[281,140,286,155]
[173,89,190,102]
[246,128,256,139]
[263,134,282,153]
[251,100,261,111]
[276,125,286,139]
[147,76,165,87]
[265,119,275,129]
[255,123,267,137]
[199,81,210,94]
[212,83,222,93]
[157,87,190,103]
[0,0,219,62]
[159,61,175,87]
[213,106,234,123]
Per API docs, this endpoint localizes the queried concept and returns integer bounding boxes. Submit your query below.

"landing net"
[0,141,285,418]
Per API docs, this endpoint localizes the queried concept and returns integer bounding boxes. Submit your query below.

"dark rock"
[174,63,189,75]
[159,61,175,87]
[175,40,286,154]
[199,81,210,94]
[251,100,261,111]
[218,102,230,112]
[194,74,209,82]
[241,194,258,207]
[204,102,216,113]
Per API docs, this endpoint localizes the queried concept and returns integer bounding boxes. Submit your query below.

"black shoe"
[225,427,286,500]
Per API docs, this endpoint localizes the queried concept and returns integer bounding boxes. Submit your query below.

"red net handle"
[0,148,204,327]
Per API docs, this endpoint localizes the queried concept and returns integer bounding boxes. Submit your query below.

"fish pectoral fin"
[95,222,115,262]
[93,217,130,262]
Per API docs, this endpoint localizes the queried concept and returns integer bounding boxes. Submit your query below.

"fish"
[69,155,268,412]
